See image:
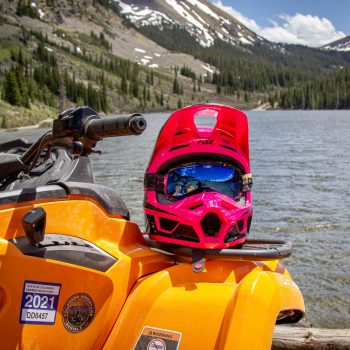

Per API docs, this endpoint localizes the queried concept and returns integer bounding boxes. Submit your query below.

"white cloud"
[212,1,345,47]
[212,0,261,33]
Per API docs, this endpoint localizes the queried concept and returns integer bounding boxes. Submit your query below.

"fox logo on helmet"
[197,139,214,144]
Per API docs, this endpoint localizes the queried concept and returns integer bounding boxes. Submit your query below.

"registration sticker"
[134,326,182,350]
[20,280,61,325]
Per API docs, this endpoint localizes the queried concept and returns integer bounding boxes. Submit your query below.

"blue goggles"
[166,163,243,200]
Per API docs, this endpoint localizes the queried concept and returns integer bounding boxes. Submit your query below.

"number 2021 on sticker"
[20,280,61,325]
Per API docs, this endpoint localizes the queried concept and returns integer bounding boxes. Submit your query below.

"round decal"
[147,338,166,350]
[62,293,95,333]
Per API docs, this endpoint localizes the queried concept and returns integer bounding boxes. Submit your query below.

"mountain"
[1,0,251,128]
[323,35,350,52]
[116,1,350,75]
[115,0,264,47]
[0,0,349,129]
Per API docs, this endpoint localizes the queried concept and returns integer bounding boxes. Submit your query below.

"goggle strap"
[144,173,164,192]
[242,173,253,192]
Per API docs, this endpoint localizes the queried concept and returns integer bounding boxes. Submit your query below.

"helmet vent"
[224,225,243,243]
[221,145,237,152]
[247,216,252,233]
[194,109,218,129]
[201,213,221,236]
[169,144,189,152]
[174,131,185,136]
[173,225,199,242]
[159,217,178,231]
[220,131,234,139]
[146,214,157,234]
[189,204,203,210]
[237,219,245,231]
[194,115,217,128]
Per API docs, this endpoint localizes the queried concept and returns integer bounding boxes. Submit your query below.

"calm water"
[1,110,349,328]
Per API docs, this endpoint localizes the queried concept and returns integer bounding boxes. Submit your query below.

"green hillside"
[139,23,350,109]
[1,1,251,128]
[0,0,349,128]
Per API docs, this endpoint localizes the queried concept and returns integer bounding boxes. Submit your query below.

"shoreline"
[1,108,349,132]
[0,118,53,132]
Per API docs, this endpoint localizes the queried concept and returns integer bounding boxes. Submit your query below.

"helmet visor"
[166,163,242,200]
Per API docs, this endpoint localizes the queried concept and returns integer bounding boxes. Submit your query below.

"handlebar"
[0,107,147,182]
[86,114,147,139]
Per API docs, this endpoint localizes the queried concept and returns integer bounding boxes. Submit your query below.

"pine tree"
[177,98,182,109]
[58,76,66,111]
[173,75,180,94]
[216,82,222,95]
[101,75,109,113]
[3,67,22,106]
[150,69,154,86]
[1,116,8,129]
[120,73,128,95]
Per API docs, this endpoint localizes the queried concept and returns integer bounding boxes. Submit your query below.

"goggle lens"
[166,164,242,200]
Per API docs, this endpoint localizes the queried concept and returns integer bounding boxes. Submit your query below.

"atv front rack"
[144,235,293,272]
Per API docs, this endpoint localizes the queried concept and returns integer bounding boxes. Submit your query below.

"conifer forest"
[0,0,350,129]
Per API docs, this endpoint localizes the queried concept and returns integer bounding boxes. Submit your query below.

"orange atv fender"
[103,259,305,350]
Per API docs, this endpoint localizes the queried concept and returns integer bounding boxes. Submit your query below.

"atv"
[0,106,304,349]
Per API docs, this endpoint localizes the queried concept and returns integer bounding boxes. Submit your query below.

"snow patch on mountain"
[181,1,191,10]
[324,37,350,52]
[38,8,45,19]
[185,0,219,21]
[116,1,174,26]
[115,0,259,48]
[239,37,251,45]
[201,63,216,74]
[140,58,150,65]
[220,16,231,25]
[165,0,214,47]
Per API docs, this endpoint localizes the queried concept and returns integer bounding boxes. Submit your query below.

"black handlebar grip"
[86,114,147,139]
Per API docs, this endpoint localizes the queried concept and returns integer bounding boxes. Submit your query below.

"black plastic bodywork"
[10,234,117,272]
[0,139,129,218]
[0,183,129,218]
[1,143,93,191]
[22,207,46,245]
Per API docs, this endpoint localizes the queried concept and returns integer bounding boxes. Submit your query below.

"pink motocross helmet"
[144,104,253,249]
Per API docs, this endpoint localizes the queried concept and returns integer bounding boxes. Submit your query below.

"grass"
[0,17,7,26]
[0,17,257,127]
[0,99,57,129]
[0,40,19,64]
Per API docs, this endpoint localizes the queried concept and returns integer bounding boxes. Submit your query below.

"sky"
[211,0,349,47]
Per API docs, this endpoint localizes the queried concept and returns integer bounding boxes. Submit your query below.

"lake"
[1,110,349,328]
